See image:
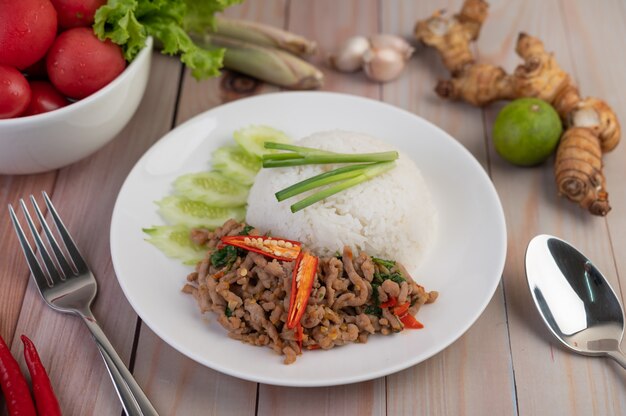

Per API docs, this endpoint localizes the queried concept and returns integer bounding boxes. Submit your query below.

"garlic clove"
[328,35,370,72]
[368,34,415,60]
[362,47,406,82]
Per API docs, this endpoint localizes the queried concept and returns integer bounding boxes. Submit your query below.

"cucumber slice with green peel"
[143,225,206,265]
[233,125,292,158]
[212,145,261,186]
[174,171,249,207]
[157,196,246,229]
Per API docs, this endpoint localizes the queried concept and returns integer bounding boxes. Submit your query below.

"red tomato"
[24,81,69,116]
[49,0,106,29]
[0,0,57,69]
[46,28,126,99]
[0,65,32,119]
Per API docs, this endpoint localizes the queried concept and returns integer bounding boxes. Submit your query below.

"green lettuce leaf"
[93,0,242,79]
[93,0,147,61]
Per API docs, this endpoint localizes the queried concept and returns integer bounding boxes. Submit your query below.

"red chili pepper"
[393,302,410,317]
[400,314,424,329]
[295,324,304,351]
[380,296,397,309]
[0,335,37,416]
[221,235,301,262]
[286,252,318,329]
[21,335,61,416]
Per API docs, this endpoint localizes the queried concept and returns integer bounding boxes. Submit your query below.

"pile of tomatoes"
[0,0,126,119]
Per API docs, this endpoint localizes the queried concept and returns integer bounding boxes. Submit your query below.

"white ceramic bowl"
[0,37,153,175]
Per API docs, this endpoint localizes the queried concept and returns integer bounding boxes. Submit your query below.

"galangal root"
[415,0,621,216]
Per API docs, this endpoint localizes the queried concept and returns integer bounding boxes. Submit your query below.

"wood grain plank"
[259,382,385,416]
[256,1,385,414]
[130,2,287,414]
[476,0,626,414]
[285,0,380,97]
[7,52,181,416]
[381,1,516,415]
[134,326,257,416]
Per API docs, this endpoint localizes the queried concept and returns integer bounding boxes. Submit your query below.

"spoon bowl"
[525,234,626,368]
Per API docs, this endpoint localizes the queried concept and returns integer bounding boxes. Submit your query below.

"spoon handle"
[607,349,626,369]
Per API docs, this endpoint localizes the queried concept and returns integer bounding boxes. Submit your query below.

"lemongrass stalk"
[191,34,323,89]
[215,17,317,56]
[275,163,373,201]
[290,162,396,212]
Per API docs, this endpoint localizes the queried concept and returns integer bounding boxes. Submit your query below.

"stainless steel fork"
[9,192,158,416]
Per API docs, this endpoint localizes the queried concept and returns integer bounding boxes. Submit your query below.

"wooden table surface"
[2,0,626,415]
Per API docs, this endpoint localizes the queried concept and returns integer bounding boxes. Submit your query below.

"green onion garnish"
[275,163,375,201]
[287,162,395,212]
[262,142,398,168]
[265,142,399,212]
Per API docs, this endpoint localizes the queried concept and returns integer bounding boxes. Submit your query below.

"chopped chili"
[221,235,301,262]
[380,296,397,309]
[295,324,304,351]
[392,302,410,317]
[400,314,424,329]
[286,252,318,329]
[20,335,61,416]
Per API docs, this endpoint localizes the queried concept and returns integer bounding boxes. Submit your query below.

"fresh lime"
[492,98,563,166]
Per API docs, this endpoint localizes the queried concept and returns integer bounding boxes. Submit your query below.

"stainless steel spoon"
[525,234,626,368]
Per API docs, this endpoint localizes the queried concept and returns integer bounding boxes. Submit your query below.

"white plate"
[110,92,506,387]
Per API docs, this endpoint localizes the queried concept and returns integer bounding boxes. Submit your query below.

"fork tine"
[42,191,89,273]
[8,204,51,289]
[19,199,63,283]
[30,195,75,278]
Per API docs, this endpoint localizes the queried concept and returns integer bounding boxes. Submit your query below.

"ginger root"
[415,0,621,216]
[414,0,488,75]
[435,63,515,105]
[555,127,610,215]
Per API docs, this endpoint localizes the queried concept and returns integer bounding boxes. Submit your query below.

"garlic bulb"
[362,47,407,82]
[368,34,414,60]
[328,36,370,72]
[329,33,414,82]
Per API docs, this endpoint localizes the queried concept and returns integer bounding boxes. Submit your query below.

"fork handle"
[80,312,159,416]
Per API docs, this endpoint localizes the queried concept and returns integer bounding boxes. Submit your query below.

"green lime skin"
[492,98,563,166]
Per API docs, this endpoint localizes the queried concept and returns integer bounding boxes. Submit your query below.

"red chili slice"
[392,302,410,317]
[380,296,397,309]
[221,235,301,261]
[400,314,424,329]
[286,252,318,329]
[295,323,304,351]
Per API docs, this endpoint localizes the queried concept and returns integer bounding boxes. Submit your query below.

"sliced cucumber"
[157,196,246,229]
[212,145,261,186]
[143,225,206,265]
[174,171,249,207]
[233,125,292,158]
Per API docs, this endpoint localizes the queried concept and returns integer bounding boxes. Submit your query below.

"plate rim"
[110,91,507,386]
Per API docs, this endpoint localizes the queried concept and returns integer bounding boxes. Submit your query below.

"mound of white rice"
[246,130,437,270]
